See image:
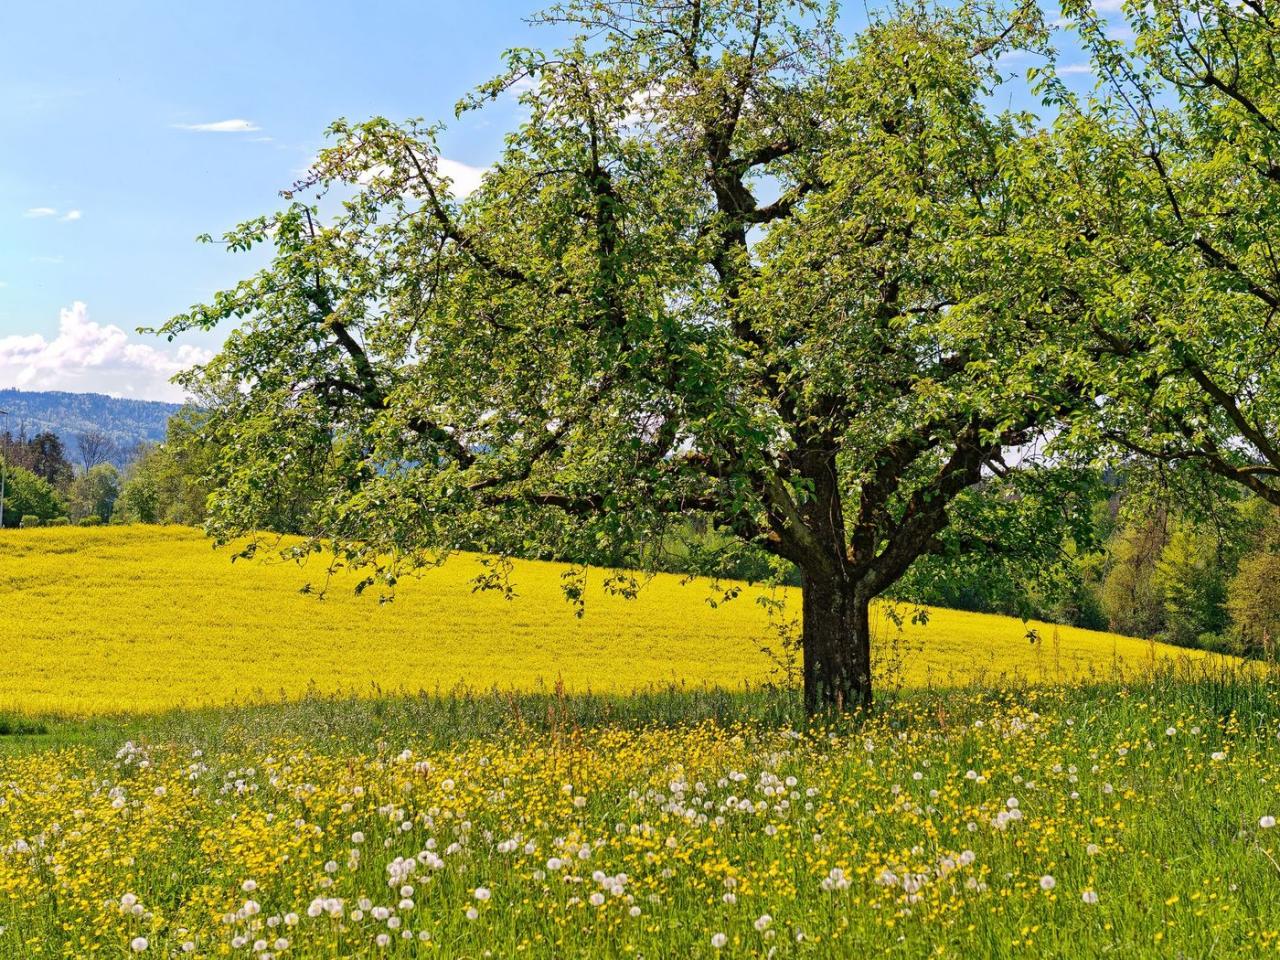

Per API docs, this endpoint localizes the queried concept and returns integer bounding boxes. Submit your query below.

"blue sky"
[0,0,1102,402]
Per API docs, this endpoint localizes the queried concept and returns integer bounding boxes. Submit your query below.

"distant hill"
[0,389,180,463]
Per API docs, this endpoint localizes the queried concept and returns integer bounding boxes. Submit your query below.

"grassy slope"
[0,525,1223,715]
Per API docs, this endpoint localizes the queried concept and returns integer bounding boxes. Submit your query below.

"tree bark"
[801,569,873,713]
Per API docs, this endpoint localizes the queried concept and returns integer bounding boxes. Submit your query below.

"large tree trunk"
[801,570,873,713]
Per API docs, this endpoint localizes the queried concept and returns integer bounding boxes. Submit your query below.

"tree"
[0,466,65,528]
[76,430,117,473]
[68,463,120,524]
[1100,513,1169,638]
[116,448,162,524]
[1042,0,1280,506]
[1228,512,1280,658]
[26,431,74,491]
[2,430,74,491]
[1152,525,1230,646]
[115,408,244,527]
[163,0,1084,711]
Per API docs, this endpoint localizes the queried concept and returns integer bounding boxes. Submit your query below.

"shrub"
[19,515,41,529]
[1196,631,1242,656]
[77,516,103,527]
[47,517,70,527]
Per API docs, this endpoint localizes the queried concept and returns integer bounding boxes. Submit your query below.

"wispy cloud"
[23,206,81,222]
[173,118,261,133]
[0,302,211,402]
[1059,63,1095,75]
[29,255,64,264]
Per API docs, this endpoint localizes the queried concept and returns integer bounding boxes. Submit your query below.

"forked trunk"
[801,571,873,713]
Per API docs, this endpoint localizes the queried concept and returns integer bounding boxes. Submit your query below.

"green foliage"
[1092,490,1274,654]
[116,465,161,524]
[76,516,103,528]
[0,431,74,493]
[1100,514,1169,639]
[18,515,40,529]
[0,465,65,528]
[1152,527,1231,647]
[1227,511,1280,658]
[1040,0,1280,507]
[896,467,1108,625]
[47,517,70,527]
[68,464,120,524]
[116,408,220,526]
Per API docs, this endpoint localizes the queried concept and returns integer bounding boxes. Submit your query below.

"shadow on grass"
[2,659,1278,759]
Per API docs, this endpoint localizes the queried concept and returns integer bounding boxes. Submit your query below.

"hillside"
[0,526,1226,716]
[0,388,179,460]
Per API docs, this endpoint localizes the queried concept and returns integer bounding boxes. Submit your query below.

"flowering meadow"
[0,527,1226,714]
[2,679,1280,958]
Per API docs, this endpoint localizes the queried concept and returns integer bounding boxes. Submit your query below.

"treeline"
[0,412,214,529]
[899,477,1280,659]
[1,431,118,527]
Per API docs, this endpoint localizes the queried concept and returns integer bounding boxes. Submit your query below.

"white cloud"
[22,206,81,222]
[0,302,211,402]
[1059,63,1094,75]
[173,118,261,133]
[343,155,488,198]
[437,157,486,197]
[29,255,63,264]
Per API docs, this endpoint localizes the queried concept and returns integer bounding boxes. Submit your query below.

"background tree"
[163,0,1087,712]
[1,430,74,492]
[76,430,117,473]
[1099,510,1169,639]
[115,448,162,524]
[27,432,74,491]
[68,464,120,524]
[1228,510,1280,658]
[0,466,65,528]
[116,409,221,526]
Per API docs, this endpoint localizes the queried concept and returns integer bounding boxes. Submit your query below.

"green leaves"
[1043,0,1280,505]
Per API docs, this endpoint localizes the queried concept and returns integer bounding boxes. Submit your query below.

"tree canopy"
[1034,0,1280,506]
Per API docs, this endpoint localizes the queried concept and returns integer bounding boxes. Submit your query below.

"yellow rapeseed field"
[0,525,1220,715]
